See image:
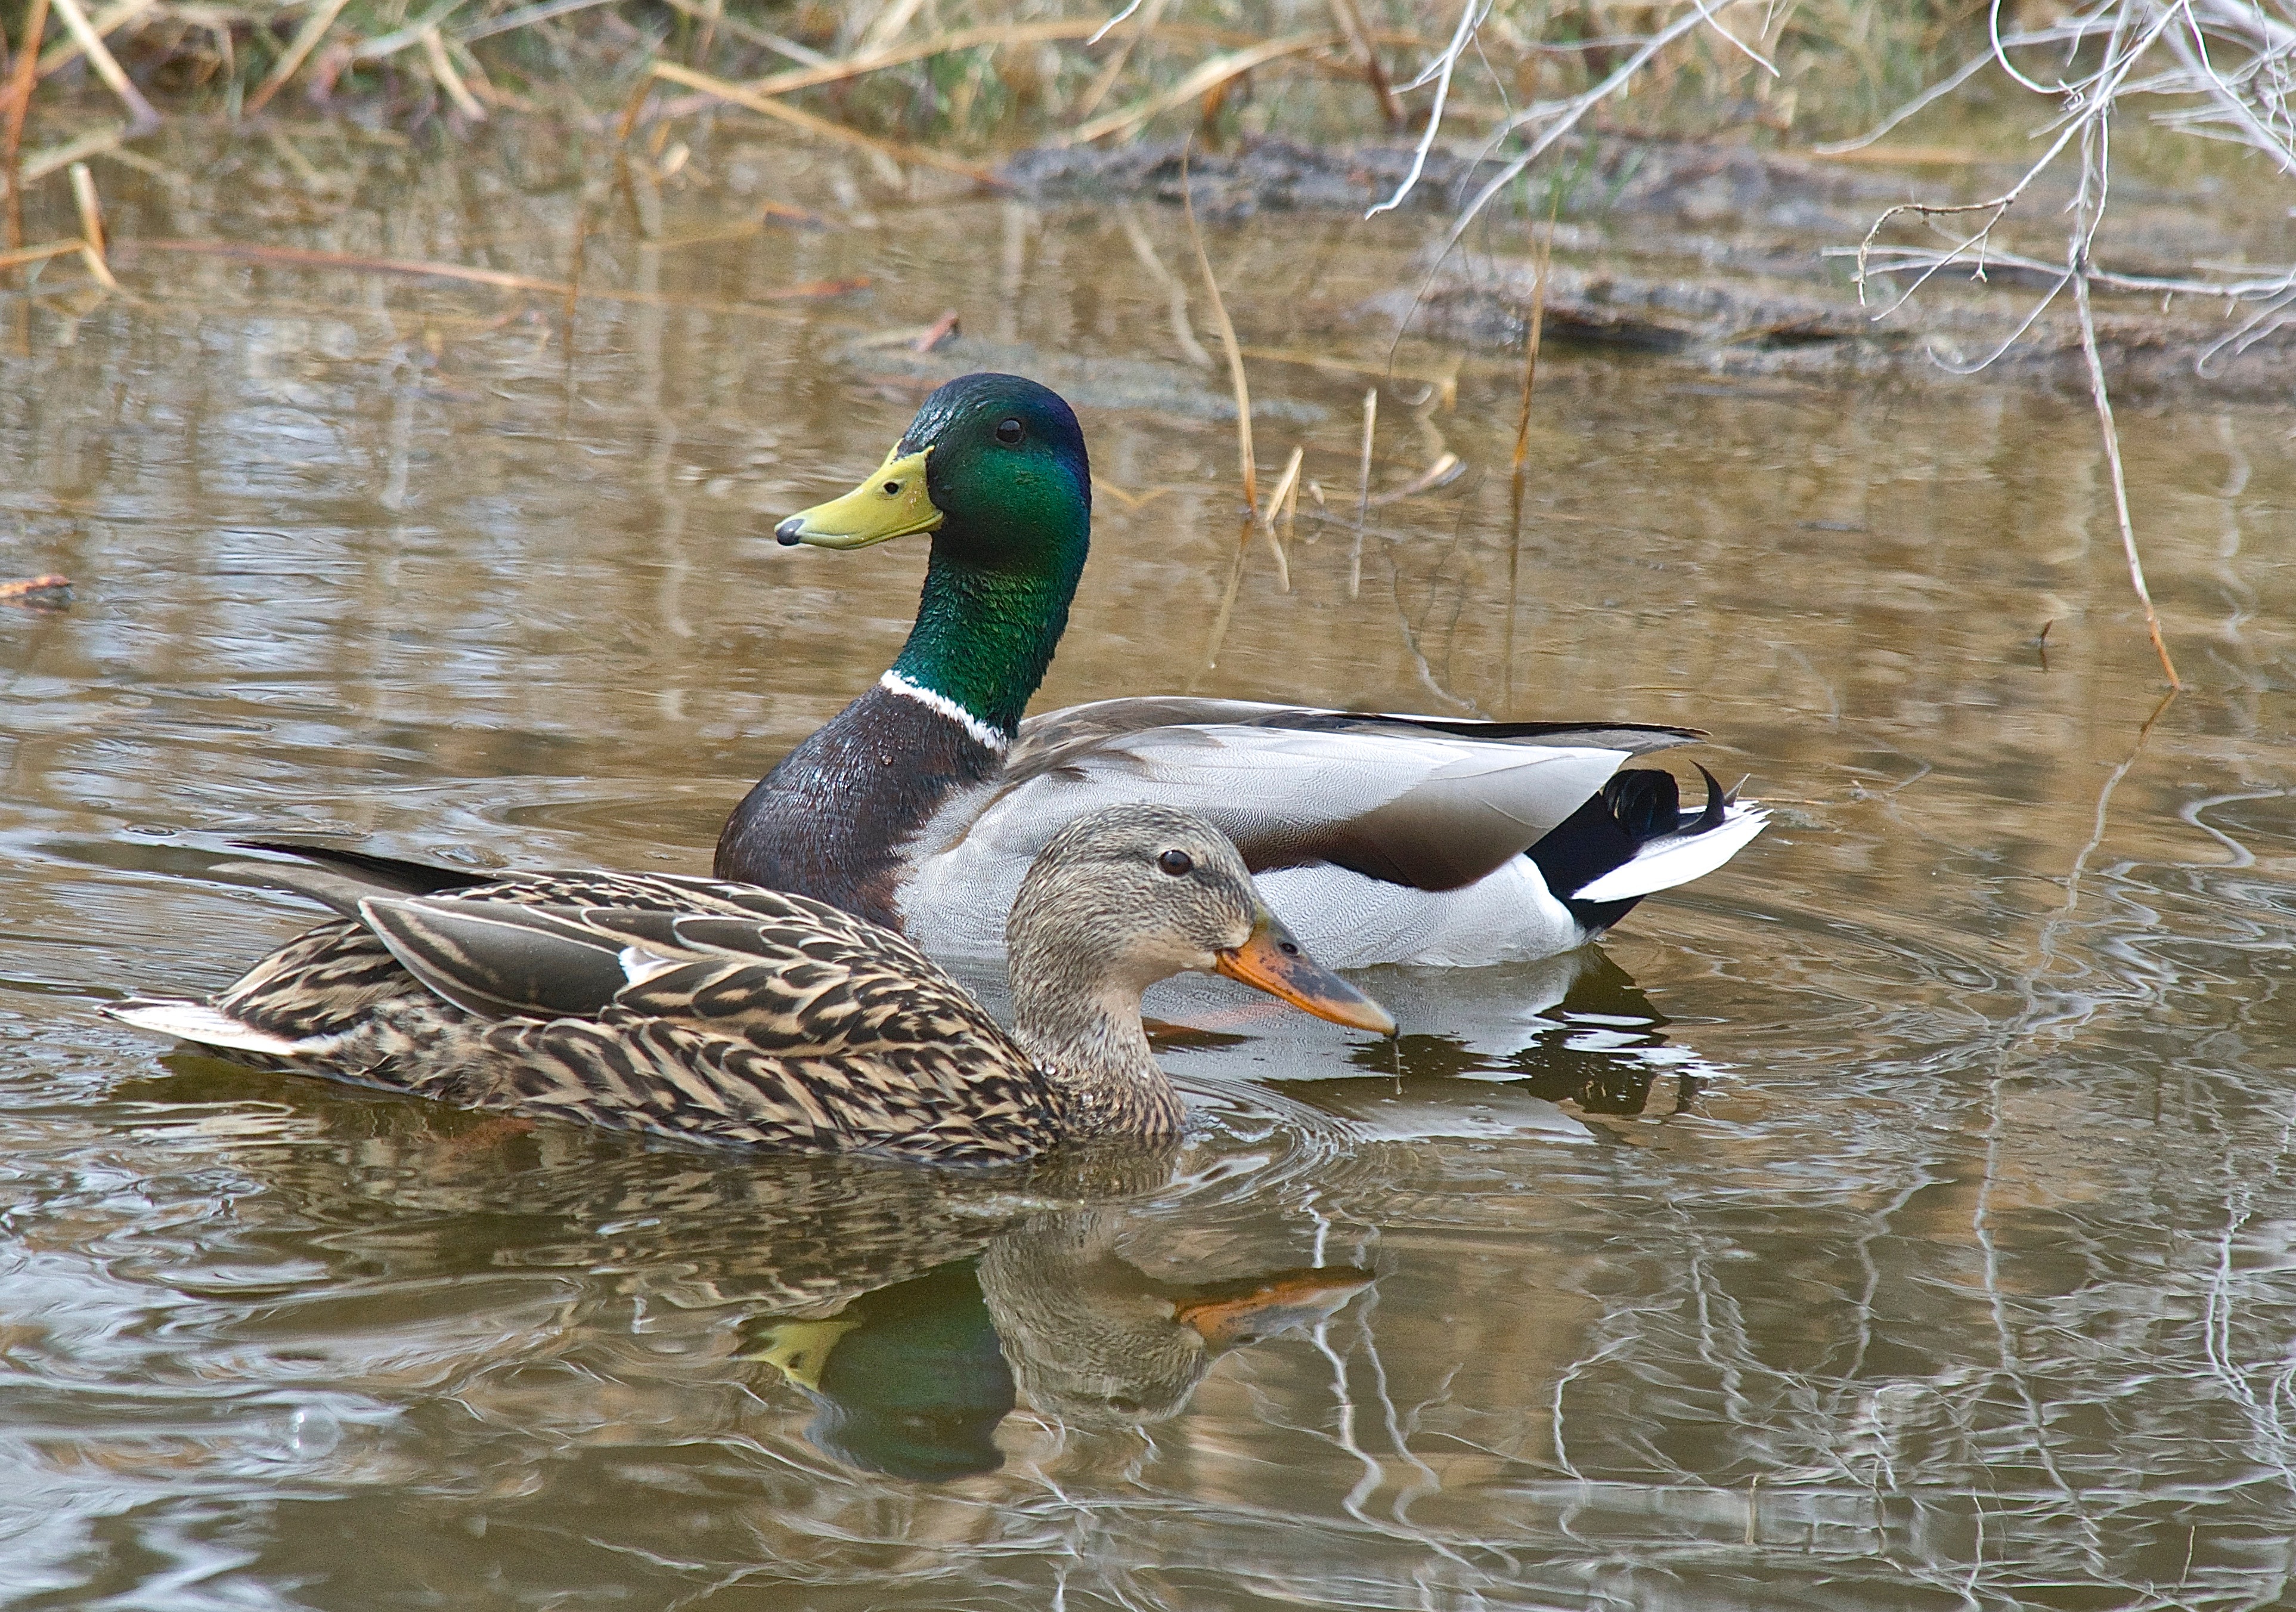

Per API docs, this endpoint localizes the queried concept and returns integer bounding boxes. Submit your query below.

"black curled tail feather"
[1523,765,1726,936]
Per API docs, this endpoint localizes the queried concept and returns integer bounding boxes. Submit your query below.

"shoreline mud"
[1005,135,2296,404]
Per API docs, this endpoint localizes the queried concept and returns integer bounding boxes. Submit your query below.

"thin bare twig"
[1327,0,1402,128]
[2074,271,2179,688]
[32,0,151,80]
[648,58,1002,185]
[1180,141,1255,518]
[0,237,83,271]
[1071,31,1340,145]
[45,0,158,131]
[246,0,352,116]
[1366,0,1484,216]
[1076,0,1168,123]
[2,0,53,258]
[1821,0,2261,686]
[420,24,487,122]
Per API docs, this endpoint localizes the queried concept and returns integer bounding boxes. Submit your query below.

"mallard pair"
[113,372,1764,1161]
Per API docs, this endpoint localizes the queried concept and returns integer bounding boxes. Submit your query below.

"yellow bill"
[773,447,942,550]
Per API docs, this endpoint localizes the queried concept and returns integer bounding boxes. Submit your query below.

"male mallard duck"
[720,372,1768,969]
[106,806,1393,1164]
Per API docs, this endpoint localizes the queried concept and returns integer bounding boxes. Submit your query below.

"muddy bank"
[1005,137,2295,403]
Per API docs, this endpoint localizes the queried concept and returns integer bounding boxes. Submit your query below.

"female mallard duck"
[106,805,1393,1164]
[721,372,1767,969]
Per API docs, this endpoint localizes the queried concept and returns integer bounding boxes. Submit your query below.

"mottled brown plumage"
[110,807,1393,1165]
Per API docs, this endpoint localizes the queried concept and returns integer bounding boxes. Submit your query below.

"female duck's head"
[774,373,1092,735]
[1006,803,1396,1043]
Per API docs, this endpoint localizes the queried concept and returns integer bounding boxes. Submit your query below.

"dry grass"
[1,1,1992,175]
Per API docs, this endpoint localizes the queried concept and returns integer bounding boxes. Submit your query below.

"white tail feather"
[1571,804,1770,904]
[106,1000,314,1057]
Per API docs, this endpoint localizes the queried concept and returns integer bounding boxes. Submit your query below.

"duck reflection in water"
[742,1208,1372,1481]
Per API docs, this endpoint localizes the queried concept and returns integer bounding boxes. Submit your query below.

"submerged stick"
[67,160,115,289]
[1349,388,1374,599]
[2073,271,2179,689]
[133,239,866,313]
[1190,523,1253,690]
[1510,199,1555,474]
[1180,142,1254,518]
[1117,204,1211,369]
[0,573,72,604]
[0,124,125,200]
[1507,204,1555,711]
[1368,451,1460,506]
[1240,345,1454,407]
[1260,444,1303,591]
[647,59,999,185]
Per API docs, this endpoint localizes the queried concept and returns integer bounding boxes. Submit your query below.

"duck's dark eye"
[1157,849,1193,876]
[994,417,1024,445]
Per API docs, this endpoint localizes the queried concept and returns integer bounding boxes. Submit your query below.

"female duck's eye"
[1157,850,1193,876]
[994,417,1024,445]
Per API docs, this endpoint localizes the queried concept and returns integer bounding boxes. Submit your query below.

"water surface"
[5,128,2296,1609]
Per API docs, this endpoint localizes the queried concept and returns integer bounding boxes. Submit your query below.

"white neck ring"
[879,670,1011,753]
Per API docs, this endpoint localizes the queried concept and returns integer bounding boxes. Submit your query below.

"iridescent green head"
[776,373,1092,737]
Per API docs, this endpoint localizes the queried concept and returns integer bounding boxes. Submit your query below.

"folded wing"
[956,716,1633,891]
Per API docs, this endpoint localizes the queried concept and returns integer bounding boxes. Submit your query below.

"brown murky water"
[5,126,2296,1609]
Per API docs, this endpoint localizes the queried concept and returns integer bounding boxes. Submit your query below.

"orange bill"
[1173,1266,1377,1346]
[1213,911,1396,1036]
